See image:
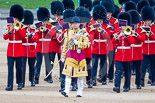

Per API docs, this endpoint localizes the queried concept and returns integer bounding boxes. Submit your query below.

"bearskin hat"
[62,0,75,10]
[130,0,141,3]
[141,6,155,21]
[118,12,132,26]
[78,0,93,11]
[101,0,115,13]
[102,0,115,4]
[36,7,50,21]
[124,1,137,11]
[23,10,34,25]
[128,10,140,24]
[93,4,107,20]
[148,0,155,7]
[50,1,64,15]
[119,0,129,5]
[137,0,150,13]
[112,5,120,18]
[63,9,76,22]
[75,7,91,23]
[9,4,24,21]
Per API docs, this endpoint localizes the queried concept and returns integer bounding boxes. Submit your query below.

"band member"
[21,10,37,87]
[91,5,111,86]
[3,5,24,91]
[118,0,129,12]
[141,6,155,86]
[76,6,93,88]
[113,12,135,93]
[101,0,120,83]
[61,16,90,97]
[128,10,146,89]
[34,7,57,84]
[49,1,64,83]
[59,9,76,93]
[62,0,78,91]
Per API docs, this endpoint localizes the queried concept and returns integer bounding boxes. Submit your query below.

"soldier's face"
[107,12,112,19]
[54,14,61,21]
[42,21,47,26]
[145,20,152,26]
[72,23,80,29]
[97,19,103,24]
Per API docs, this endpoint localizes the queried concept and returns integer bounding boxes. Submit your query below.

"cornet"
[13,21,21,30]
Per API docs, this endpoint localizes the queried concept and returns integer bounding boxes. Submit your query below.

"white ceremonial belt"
[39,39,51,41]
[117,46,131,49]
[144,40,155,43]
[131,44,142,47]
[22,43,35,46]
[94,39,107,42]
[9,40,22,43]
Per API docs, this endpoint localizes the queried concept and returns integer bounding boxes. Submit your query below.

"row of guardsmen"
[2,0,155,97]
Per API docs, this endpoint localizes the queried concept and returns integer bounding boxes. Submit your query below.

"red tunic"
[3,25,26,57]
[131,28,146,60]
[35,25,57,53]
[92,24,111,55]
[107,17,121,51]
[112,33,135,62]
[21,27,37,57]
[142,24,155,55]
[50,19,64,53]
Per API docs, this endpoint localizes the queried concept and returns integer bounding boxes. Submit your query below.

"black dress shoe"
[48,79,53,83]
[123,88,129,92]
[31,81,35,87]
[137,85,141,89]
[92,80,97,86]
[113,87,120,93]
[17,84,22,90]
[59,88,65,92]
[61,92,68,97]
[97,78,102,83]
[102,81,107,85]
[76,95,82,97]
[72,85,77,91]
[151,82,155,86]
[34,80,39,84]
[88,84,93,88]
[44,78,48,81]
[5,86,13,91]
[148,79,152,84]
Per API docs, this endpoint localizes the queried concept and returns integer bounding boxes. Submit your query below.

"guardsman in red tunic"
[3,5,25,91]
[90,5,111,86]
[128,10,146,89]
[101,0,121,83]
[21,10,37,87]
[141,6,155,86]
[49,1,64,83]
[76,6,93,88]
[34,7,57,84]
[113,12,135,93]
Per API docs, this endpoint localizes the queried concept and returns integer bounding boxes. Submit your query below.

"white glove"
[74,39,78,45]
[61,58,65,63]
